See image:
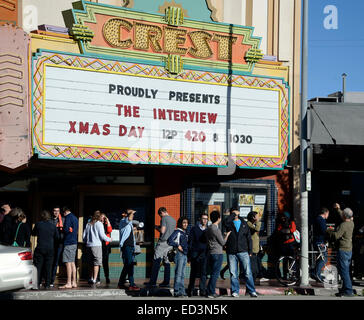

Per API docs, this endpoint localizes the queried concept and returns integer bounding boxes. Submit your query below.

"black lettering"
[215,95,220,104]
[124,86,131,95]
[109,84,116,93]
[189,93,195,102]
[183,92,188,102]
[169,91,176,100]
[202,94,208,103]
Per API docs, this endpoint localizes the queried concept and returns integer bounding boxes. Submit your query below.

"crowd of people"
[0,200,363,298]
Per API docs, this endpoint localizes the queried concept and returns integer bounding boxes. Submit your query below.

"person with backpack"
[275,211,298,279]
[276,211,297,257]
[167,217,189,297]
[146,207,176,288]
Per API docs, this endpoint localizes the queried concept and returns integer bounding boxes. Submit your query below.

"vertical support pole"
[300,0,309,286]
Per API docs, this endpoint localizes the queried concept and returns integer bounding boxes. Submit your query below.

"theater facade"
[0,0,301,280]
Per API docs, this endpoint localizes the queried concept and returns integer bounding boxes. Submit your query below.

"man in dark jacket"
[187,213,208,297]
[50,205,65,286]
[312,207,329,282]
[225,208,258,298]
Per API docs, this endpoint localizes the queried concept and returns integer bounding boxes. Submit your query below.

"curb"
[0,288,128,300]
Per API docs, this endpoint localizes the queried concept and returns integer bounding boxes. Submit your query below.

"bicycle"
[275,243,340,287]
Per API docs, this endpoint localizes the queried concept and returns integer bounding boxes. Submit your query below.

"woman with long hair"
[83,210,112,286]
[168,216,189,297]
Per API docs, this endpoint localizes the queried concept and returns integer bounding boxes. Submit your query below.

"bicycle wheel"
[318,263,341,287]
[275,256,300,286]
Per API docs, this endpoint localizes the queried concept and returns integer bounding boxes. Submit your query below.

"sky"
[308,0,364,99]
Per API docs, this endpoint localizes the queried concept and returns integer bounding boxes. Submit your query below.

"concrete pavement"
[1,277,363,300]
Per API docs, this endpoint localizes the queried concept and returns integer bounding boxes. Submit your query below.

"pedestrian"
[205,210,231,298]
[118,209,140,291]
[32,210,59,289]
[312,207,330,282]
[12,208,31,247]
[83,210,112,286]
[187,213,208,297]
[96,212,112,285]
[276,211,297,257]
[0,202,15,245]
[327,207,355,297]
[59,206,78,289]
[247,210,263,284]
[50,205,65,287]
[146,207,176,288]
[225,208,259,298]
[168,216,189,297]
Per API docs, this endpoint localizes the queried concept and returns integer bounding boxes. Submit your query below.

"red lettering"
[116,104,123,116]
[188,111,195,122]
[208,113,218,124]
[79,122,89,134]
[124,105,132,117]
[158,108,166,120]
[128,126,137,138]
[103,124,110,136]
[90,123,100,135]
[119,125,127,136]
[138,127,145,138]
[180,111,187,122]
[174,110,180,121]
[166,109,173,120]
[133,106,140,118]
[68,121,76,133]
[200,112,206,123]
[116,104,140,118]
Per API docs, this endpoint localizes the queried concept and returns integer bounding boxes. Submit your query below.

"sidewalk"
[1,277,363,300]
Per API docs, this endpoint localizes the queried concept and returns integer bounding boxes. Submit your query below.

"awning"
[309,102,364,145]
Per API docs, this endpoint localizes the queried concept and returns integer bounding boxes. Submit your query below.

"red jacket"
[104,222,112,246]
[277,221,296,244]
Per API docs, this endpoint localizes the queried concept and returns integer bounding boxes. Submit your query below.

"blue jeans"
[118,246,135,287]
[337,250,353,295]
[207,253,223,295]
[174,251,187,295]
[314,243,328,281]
[228,252,256,295]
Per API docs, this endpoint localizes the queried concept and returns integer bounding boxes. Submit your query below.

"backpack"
[167,231,181,263]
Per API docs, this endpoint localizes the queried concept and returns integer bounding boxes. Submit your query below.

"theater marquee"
[31,1,289,169]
